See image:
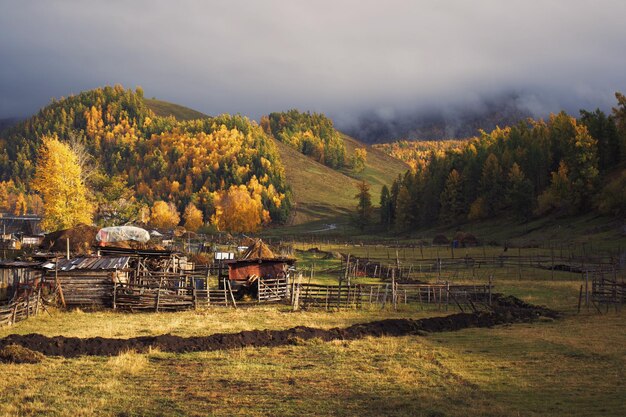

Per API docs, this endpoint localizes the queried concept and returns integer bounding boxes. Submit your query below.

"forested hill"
[262,110,347,169]
[0,85,290,231]
[376,95,626,231]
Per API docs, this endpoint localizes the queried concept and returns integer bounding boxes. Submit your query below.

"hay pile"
[432,234,450,245]
[241,239,276,260]
[454,232,478,246]
[41,224,99,254]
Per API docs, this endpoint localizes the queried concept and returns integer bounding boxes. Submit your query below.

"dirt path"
[0,296,556,358]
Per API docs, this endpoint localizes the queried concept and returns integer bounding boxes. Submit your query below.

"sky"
[1,0,625,129]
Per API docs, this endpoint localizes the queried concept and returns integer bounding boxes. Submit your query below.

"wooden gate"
[257,276,288,302]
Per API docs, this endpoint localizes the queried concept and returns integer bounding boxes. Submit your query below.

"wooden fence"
[257,276,289,302]
[292,282,492,311]
[0,290,43,327]
[294,283,363,309]
[591,274,625,312]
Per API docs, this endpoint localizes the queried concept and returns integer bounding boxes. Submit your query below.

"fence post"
[585,271,589,309]
[155,276,163,312]
[292,273,301,311]
[113,283,117,310]
[488,274,492,306]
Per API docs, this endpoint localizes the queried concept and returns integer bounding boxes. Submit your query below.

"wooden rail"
[0,291,42,327]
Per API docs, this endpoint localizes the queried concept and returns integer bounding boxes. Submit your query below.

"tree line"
[379,93,626,230]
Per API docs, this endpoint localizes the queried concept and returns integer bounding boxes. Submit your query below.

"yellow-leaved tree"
[149,201,180,229]
[32,136,94,231]
[183,202,203,232]
[211,185,269,233]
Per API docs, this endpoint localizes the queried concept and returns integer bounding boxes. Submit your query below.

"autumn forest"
[0,85,624,234]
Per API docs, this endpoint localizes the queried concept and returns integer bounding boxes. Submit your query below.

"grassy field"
[0,296,623,416]
[1,235,624,417]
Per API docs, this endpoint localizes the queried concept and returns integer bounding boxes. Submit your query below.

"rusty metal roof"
[42,256,130,271]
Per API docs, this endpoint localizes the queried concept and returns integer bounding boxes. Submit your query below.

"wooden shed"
[43,256,130,308]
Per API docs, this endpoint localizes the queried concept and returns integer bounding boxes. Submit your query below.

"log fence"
[0,290,43,327]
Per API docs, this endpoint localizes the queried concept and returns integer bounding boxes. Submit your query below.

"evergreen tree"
[354,181,373,231]
[506,163,534,220]
[579,109,620,172]
[612,92,626,164]
[439,169,464,224]
[479,153,504,216]
[379,185,392,229]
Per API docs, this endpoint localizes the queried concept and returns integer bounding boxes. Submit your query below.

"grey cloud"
[0,0,625,135]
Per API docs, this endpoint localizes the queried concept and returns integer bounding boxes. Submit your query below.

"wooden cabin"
[42,256,130,308]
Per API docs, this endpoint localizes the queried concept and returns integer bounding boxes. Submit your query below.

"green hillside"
[340,133,409,193]
[144,98,208,121]
[273,133,409,228]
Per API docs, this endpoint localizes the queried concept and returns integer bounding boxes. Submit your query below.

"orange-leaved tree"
[211,185,269,233]
[183,202,203,232]
[149,201,180,229]
[31,136,94,231]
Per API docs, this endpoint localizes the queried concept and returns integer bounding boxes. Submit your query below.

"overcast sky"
[1,0,625,127]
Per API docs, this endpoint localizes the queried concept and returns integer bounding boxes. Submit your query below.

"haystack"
[241,239,275,260]
[433,234,450,245]
[41,224,99,254]
[454,231,478,246]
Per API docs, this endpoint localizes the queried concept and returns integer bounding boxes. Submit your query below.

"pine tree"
[379,185,392,229]
[439,169,464,224]
[31,136,94,231]
[354,181,373,231]
[506,163,534,220]
[479,153,504,216]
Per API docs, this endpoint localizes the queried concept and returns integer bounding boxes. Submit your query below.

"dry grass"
[107,349,149,376]
[0,305,448,340]
[0,310,623,416]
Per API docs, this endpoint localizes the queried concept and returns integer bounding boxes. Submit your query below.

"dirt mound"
[0,344,45,364]
[41,224,100,254]
[0,296,556,358]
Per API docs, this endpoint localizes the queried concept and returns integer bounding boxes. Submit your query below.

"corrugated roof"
[44,256,130,271]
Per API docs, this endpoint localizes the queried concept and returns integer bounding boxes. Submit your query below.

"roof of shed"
[43,256,130,271]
